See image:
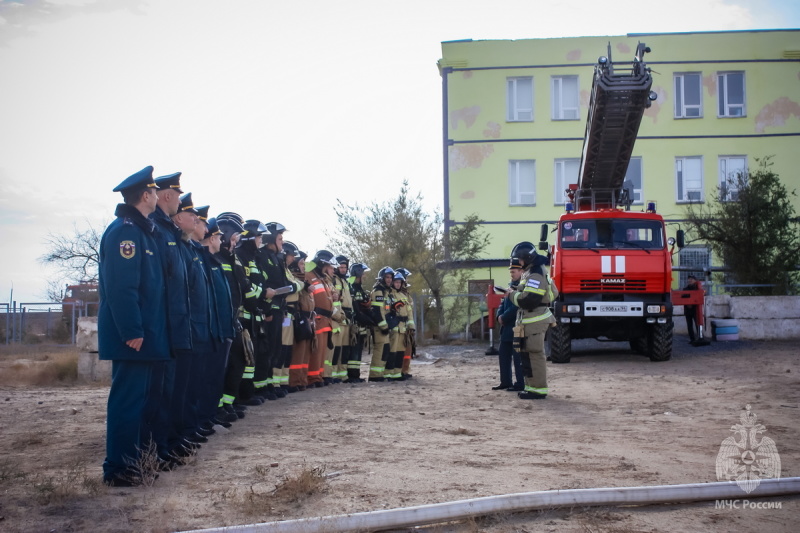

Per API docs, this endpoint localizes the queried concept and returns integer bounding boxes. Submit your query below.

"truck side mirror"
[539,223,549,250]
[676,229,685,248]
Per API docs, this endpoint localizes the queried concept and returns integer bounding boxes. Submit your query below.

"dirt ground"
[0,335,798,533]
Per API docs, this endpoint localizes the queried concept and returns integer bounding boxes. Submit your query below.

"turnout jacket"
[98,203,169,361]
[511,263,557,334]
[306,268,334,334]
[370,281,392,331]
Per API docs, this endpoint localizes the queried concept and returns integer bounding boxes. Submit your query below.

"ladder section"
[576,43,654,211]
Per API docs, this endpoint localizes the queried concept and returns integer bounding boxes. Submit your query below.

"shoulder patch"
[120,240,136,259]
[526,279,541,289]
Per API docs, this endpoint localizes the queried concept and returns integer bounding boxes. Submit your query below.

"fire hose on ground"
[179,477,800,533]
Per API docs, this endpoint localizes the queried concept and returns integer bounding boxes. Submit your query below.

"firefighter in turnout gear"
[331,255,353,383]
[278,241,306,393]
[261,222,294,397]
[236,220,276,400]
[346,262,371,382]
[508,241,558,400]
[287,246,314,390]
[215,215,259,416]
[369,267,395,381]
[384,271,407,381]
[307,250,337,387]
[395,268,415,379]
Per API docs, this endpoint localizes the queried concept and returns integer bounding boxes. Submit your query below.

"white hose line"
[180,477,800,533]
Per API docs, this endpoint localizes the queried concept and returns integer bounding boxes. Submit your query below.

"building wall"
[439,30,800,271]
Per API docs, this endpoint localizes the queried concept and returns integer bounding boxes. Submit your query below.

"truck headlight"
[647,305,663,314]
[566,305,581,313]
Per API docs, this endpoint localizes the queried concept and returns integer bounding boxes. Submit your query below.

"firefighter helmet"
[335,254,350,266]
[217,211,244,225]
[217,218,244,248]
[313,249,338,266]
[263,221,286,243]
[395,268,412,279]
[510,241,537,266]
[241,219,270,240]
[348,262,370,279]
[377,266,395,280]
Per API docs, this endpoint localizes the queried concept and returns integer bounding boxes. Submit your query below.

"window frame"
[718,155,748,202]
[506,77,534,122]
[673,72,703,119]
[553,158,580,205]
[624,156,644,205]
[675,156,704,203]
[551,75,580,121]
[508,159,536,206]
[717,71,746,118]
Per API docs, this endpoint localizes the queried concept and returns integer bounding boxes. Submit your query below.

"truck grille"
[580,279,647,291]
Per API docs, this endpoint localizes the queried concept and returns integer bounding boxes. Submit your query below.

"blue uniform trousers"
[199,338,232,422]
[184,339,213,433]
[167,349,193,450]
[498,340,524,389]
[103,359,167,480]
[153,358,175,459]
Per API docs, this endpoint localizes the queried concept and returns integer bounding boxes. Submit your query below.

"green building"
[438,30,800,290]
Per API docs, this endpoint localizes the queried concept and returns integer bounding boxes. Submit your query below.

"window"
[676,156,703,202]
[509,160,535,206]
[507,77,533,122]
[560,219,663,249]
[552,76,579,120]
[554,158,579,204]
[718,72,746,117]
[624,157,643,205]
[674,72,702,118]
[719,155,747,201]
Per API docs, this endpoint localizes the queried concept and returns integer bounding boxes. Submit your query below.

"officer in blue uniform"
[99,166,170,486]
[168,193,215,449]
[150,172,192,465]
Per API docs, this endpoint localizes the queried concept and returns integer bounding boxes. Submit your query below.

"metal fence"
[1,301,95,345]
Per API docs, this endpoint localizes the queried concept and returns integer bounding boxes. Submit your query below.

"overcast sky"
[1,0,798,305]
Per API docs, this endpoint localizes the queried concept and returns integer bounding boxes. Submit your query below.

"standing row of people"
[98,166,417,487]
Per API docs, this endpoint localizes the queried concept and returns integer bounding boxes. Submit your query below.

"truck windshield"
[560,219,664,250]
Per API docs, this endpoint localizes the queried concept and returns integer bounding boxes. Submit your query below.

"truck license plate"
[600,305,627,312]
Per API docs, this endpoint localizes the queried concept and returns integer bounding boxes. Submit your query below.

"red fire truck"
[542,43,684,363]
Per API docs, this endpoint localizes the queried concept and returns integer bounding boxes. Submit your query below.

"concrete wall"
[675,295,800,340]
[76,317,111,381]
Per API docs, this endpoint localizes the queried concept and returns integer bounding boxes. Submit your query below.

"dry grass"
[0,345,79,386]
[446,427,478,436]
[273,464,328,502]
[29,459,102,505]
[226,464,329,517]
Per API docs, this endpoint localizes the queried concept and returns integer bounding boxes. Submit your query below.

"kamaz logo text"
[601,278,625,283]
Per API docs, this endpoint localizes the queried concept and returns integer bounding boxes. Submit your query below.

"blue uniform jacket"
[202,247,236,341]
[98,204,170,361]
[150,206,192,351]
[178,239,213,345]
[496,280,520,342]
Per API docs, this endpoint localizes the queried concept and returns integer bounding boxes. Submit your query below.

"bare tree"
[38,220,104,300]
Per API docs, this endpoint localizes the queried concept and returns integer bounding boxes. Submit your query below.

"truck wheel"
[548,323,572,364]
[629,336,647,355]
[648,320,673,362]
